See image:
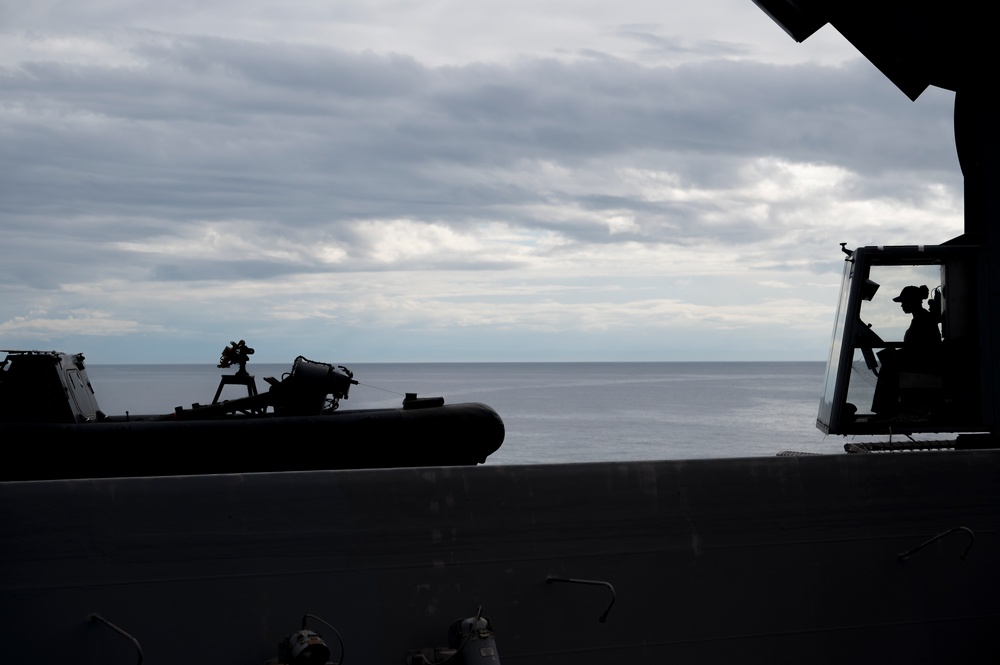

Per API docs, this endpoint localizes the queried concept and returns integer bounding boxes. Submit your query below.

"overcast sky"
[0,1,963,363]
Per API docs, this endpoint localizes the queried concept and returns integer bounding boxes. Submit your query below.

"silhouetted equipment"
[817,245,984,435]
[214,339,259,404]
[218,339,255,371]
[0,346,504,480]
[406,608,501,665]
[277,614,344,665]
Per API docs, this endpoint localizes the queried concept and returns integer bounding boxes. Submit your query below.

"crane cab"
[817,244,990,436]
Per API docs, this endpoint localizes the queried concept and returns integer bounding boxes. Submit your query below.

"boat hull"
[0,402,505,480]
[2,451,998,663]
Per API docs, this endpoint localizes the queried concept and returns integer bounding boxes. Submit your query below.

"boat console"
[0,350,102,424]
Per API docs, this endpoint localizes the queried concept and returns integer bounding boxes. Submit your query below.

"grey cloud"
[0,34,959,275]
[5,38,955,167]
[614,25,752,59]
[133,37,428,100]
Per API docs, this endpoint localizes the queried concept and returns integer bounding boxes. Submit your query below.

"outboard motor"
[270,356,357,415]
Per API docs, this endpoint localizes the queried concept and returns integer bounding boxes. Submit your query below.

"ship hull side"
[2,452,998,663]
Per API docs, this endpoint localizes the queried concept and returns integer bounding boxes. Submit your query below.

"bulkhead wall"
[2,452,998,663]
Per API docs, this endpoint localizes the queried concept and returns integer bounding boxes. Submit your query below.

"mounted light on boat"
[449,610,500,664]
[277,614,344,665]
[284,629,330,664]
[406,606,500,664]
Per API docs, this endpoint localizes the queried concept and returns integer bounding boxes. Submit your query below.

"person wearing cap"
[871,285,942,416]
[893,285,941,354]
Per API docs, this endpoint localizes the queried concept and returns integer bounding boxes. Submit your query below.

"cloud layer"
[0,3,963,361]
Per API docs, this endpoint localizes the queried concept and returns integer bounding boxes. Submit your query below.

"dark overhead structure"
[751,0,980,101]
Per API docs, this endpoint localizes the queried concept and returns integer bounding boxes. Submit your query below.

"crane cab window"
[818,246,983,435]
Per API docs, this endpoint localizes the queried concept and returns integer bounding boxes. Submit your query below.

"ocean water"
[86,361,841,463]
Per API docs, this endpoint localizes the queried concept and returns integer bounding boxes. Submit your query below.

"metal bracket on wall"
[546,576,616,623]
[90,613,144,665]
[898,526,975,561]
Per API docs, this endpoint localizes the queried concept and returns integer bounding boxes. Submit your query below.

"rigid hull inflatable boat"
[0,346,505,480]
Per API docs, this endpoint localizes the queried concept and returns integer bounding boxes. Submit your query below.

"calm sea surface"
[86,362,840,464]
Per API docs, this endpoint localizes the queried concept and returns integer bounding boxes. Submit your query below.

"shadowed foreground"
[2,452,998,663]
